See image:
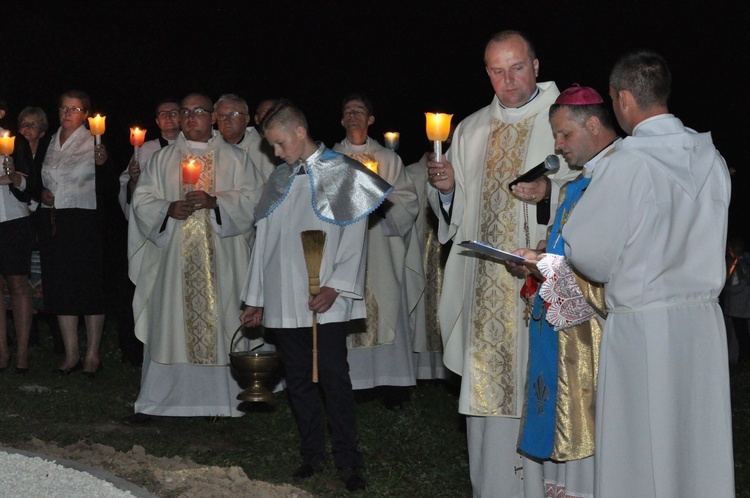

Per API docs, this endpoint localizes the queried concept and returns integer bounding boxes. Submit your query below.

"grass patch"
[2,317,747,496]
[0,318,471,497]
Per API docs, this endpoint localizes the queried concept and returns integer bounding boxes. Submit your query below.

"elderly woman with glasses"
[39,89,109,376]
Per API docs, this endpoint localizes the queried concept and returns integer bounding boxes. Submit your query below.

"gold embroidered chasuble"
[180,152,219,364]
[468,117,533,416]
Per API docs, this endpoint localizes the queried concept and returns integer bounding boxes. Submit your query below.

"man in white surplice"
[426,30,575,497]
[127,93,265,419]
[332,93,424,410]
[563,50,735,498]
[214,93,277,182]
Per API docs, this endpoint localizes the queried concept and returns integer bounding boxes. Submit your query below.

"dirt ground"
[13,438,314,498]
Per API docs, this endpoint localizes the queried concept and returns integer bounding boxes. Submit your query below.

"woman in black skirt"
[0,102,36,373]
[39,90,109,375]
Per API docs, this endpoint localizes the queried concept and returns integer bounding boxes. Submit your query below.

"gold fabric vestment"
[552,274,604,460]
[541,178,606,461]
[468,118,532,415]
[180,152,219,364]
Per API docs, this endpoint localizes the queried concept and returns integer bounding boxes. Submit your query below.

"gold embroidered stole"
[343,151,380,348]
[468,118,532,415]
[552,275,604,460]
[548,178,605,460]
[180,152,219,364]
[423,181,445,352]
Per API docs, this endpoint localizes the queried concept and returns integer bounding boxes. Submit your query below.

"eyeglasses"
[156,110,180,119]
[179,107,212,118]
[19,121,40,129]
[59,106,83,114]
[217,111,247,121]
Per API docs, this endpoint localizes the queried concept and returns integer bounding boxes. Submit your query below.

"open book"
[458,240,527,264]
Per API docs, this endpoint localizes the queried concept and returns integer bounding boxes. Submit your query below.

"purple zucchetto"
[555,84,604,105]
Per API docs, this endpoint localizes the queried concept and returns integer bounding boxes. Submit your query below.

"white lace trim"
[538,254,596,331]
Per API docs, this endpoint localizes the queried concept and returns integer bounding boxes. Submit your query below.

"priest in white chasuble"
[128,93,264,419]
[333,93,424,408]
[426,31,575,497]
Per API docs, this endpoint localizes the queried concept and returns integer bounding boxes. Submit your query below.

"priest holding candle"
[332,93,424,411]
[118,98,182,220]
[425,31,575,496]
[116,98,182,368]
[127,92,265,421]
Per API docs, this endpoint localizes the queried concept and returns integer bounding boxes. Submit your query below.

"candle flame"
[425,113,453,141]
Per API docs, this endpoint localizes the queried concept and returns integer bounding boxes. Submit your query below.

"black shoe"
[292,461,324,479]
[122,413,153,426]
[83,362,103,378]
[340,466,367,492]
[15,366,29,374]
[57,359,82,375]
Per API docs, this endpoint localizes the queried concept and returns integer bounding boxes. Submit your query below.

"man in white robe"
[241,100,392,491]
[127,93,264,419]
[563,50,735,498]
[215,93,277,182]
[426,30,575,497]
[118,98,182,220]
[514,85,622,498]
[332,93,424,409]
[406,150,450,381]
[117,98,181,367]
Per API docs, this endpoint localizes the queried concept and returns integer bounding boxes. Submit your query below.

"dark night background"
[2,1,747,239]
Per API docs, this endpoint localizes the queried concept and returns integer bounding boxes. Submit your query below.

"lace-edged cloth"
[538,254,596,331]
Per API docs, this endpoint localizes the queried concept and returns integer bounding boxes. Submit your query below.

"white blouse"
[41,124,97,210]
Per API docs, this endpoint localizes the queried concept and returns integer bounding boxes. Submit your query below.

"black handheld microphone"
[508,155,560,190]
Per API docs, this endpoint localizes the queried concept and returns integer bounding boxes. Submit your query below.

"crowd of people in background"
[0,28,738,497]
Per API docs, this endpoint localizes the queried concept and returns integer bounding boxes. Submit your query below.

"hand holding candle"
[88,114,106,145]
[130,127,147,162]
[0,132,15,182]
[425,112,453,161]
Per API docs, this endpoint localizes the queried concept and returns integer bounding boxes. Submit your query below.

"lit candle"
[0,132,13,181]
[88,114,106,145]
[130,127,147,162]
[130,127,147,147]
[384,132,400,150]
[0,132,15,155]
[362,160,379,175]
[182,159,201,191]
[425,112,453,160]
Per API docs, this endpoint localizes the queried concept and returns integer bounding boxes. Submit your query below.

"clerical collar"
[583,138,621,178]
[186,139,209,150]
[497,86,540,110]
